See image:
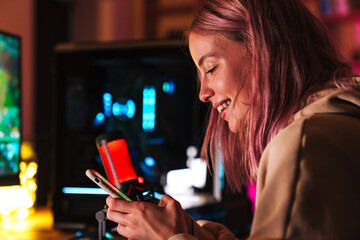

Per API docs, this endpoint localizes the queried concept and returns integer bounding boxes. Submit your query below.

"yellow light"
[19,172,27,185]
[0,205,12,215]
[17,208,29,220]
[28,162,38,169]
[19,162,27,172]
[24,197,34,208]
[27,180,37,191]
[0,142,38,221]
[25,166,37,179]
[21,142,35,159]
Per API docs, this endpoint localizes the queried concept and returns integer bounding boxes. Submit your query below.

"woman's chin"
[228,121,239,133]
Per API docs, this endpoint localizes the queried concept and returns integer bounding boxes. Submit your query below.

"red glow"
[98,139,138,185]
[247,182,257,213]
[137,177,144,183]
[99,145,118,185]
[357,18,360,42]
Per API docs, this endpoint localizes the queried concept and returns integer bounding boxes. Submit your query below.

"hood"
[294,88,360,122]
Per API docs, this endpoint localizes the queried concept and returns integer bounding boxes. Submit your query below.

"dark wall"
[34,0,70,206]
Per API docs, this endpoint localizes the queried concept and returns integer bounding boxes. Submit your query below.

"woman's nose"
[199,82,214,103]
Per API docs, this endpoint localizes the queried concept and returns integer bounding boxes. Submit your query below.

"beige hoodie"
[170,89,360,240]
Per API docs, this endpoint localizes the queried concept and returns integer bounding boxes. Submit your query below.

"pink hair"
[189,0,357,192]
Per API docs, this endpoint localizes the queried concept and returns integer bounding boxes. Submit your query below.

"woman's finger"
[106,208,130,226]
[116,223,133,239]
[158,194,176,207]
[106,196,132,213]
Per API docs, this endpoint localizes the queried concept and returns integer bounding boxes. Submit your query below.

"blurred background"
[0,0,359,239]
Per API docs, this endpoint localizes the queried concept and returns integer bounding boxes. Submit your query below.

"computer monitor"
[0,30,21,186]
[51,40,209,229]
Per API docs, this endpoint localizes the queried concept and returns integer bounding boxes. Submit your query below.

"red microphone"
[95,130,138,189]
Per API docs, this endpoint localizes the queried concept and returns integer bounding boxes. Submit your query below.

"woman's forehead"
[189,32,248,64]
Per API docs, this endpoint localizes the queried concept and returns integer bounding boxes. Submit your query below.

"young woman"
[106,0,360,239]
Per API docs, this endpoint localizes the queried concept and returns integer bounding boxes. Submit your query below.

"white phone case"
[85,169,132,201]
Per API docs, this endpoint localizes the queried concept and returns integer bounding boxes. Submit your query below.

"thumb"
[158,194,174,207]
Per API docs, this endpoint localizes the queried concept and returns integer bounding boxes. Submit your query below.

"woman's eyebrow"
[198,53,217,67]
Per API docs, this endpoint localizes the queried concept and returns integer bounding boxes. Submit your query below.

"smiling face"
[189,32,251,133]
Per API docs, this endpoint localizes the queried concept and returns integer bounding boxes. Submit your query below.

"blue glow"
[219,160,225,190]
[139,161,156,180]
[96,112,105,121]
[141,190,163,200]
[142,190,150,196]
[162,81,175,94]
[103,93,113,117]
[147,137,165,145]
[103,93,112,101]
[142,87,156,132]
[126,100,136,118]
[144,156,156,167]
[112,102,121,116]
[112,100,136,118]
[62,187,107,195]
[105,232,113,239]
[163,82,169,92]
[94,112,105,126]
[154,192,164,200]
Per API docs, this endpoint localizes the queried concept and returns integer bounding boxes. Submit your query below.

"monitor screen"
[52,40,208,228]
[0,30,21,186]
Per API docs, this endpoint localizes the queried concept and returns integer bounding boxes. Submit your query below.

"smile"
[217,100,231,114]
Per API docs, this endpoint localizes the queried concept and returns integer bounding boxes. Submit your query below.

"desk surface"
[0,207,76,240]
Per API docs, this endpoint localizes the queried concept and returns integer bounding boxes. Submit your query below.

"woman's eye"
[206,66,217,75]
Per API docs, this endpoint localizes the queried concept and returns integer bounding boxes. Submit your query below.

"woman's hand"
[106,194,193,240]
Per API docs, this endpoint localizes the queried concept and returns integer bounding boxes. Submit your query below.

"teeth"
[217,100,231,113]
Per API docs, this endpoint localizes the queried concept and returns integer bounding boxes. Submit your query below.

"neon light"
[112,102,121,116]
[62,187,108,195]
[137,176,144,183]
[103,93,112,117]
[103,92,112,101]
[142,87,156,132]
[144,156,156,167]
[162,81,175,94]
[105,232,113,239]
[126,100,136,118]
[163,82,170,92]
[142,190,150,196]
[141,190,163,200]
[112,100,136,118]
[94,112,105,126]
[154,192,164,200]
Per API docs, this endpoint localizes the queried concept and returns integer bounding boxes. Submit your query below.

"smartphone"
[85,169,132,201]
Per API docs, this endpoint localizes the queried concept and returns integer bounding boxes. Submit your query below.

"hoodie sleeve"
[169,218,237,240]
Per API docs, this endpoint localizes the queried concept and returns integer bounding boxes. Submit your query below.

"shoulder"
[300,113,360,161]
[258,112,360,187]
[251,112,360,239]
